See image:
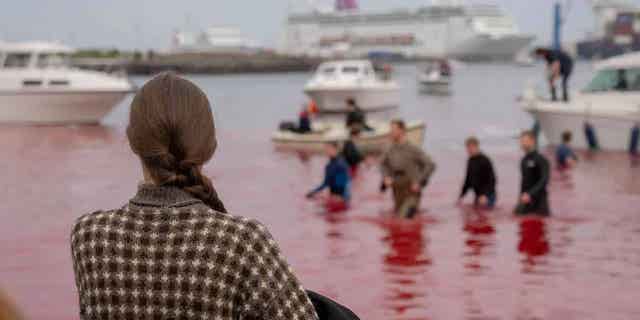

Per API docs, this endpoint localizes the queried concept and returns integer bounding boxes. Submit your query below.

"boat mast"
[553,2,563,50]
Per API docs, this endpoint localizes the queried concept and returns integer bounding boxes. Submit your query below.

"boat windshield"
[320,66,336,75]
[3,52,31,68]
[342,66,360,74]
[584,68,640,92]
[36,53,70,68]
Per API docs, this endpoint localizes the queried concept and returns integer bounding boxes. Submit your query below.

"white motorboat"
[0,41,135,124]
[418,60,452,94]
[304,60,400,112]
[272,120,426,154]
[521,52,640,151]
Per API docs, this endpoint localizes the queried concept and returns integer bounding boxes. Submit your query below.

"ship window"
[342,66,360,74]
[321,67,336,74]
[23,79,43,87]
[37,53,70,68]
[49,80,70,86]
[3,53,31,68]
[584,68,640,92]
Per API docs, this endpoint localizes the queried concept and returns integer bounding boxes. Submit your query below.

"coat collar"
[129,184,203,208]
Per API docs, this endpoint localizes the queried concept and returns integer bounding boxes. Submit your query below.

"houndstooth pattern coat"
[70,185,319,320]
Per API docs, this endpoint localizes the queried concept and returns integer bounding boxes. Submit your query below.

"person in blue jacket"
[306,142,352,204]
[555,131,578,169]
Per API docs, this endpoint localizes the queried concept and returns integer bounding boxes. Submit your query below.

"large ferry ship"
[281,0,535,61]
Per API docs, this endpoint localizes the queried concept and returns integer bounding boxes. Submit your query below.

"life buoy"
[630,124,640,155]
[584,122,599,151]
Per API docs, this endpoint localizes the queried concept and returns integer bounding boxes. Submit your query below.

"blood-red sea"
[1,66,640,319]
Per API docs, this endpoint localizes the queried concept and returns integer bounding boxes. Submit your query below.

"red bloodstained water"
[1,125,640,320]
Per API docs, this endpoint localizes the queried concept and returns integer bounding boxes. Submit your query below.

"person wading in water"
[380,119,436,219]
[458,137,497,209]
[515,131,551,216]
[307,142,352,212]
[70,73,320,320]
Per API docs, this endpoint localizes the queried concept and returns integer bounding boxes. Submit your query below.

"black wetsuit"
[460,153,497,205]
[345,108,371,131]
[516,151,551,216]
[342,140,363,168]
[544,50,574,102]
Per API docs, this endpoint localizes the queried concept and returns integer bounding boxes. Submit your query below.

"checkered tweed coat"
[70,185,319,320]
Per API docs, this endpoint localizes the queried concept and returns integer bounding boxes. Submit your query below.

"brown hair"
[127,73,226,213]
[391,119,407,131]
[521,130,536,140]
[562,130,572,143]
[465,136,479,147]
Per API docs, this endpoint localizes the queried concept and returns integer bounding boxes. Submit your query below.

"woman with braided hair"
[70,73,319,320]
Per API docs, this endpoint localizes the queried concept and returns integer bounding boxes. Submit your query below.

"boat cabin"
[585,52,640,93]
[314,60,378,80]
[0,42,74,70]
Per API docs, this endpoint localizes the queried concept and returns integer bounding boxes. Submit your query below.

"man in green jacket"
[381,119,436,218]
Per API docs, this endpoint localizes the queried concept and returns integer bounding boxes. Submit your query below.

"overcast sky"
[0,0,637,50]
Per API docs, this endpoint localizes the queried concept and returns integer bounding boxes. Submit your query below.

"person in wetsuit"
[515,131,551,216]
[381,119,437,219]
[345,98,371,131]
[555,130,578,169]
[615,69,629,91]
[307,142,351,204]
[458,137,497,208]
[342,128,364,176]
[534,47,574,102]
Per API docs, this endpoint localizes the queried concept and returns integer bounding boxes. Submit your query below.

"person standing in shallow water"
[307,142,351,211]
[555,131,578,169]
[515,131,551,216]
[381,120,436,219]
[70,73,319,320]
[458,137,497,209]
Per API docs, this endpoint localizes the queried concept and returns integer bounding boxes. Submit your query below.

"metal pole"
[553,2,562,50]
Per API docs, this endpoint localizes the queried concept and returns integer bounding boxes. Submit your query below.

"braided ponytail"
[127,73,227,213]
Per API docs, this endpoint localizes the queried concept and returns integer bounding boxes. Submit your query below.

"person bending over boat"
[70,73,319,320]
[381,120,436,219]
[307,142,352,209]
[534,47,574,102]
[515,131,551,216]
[342,128,364,176]
[556,131,578,169]
[345,98,371,131]
[458,137,497,209]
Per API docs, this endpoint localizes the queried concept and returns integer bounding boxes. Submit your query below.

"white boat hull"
[0,90,130,124]
[304,87,399,112]
[272,120,426,153]
[529,109,637,151]
[418,74,451,94]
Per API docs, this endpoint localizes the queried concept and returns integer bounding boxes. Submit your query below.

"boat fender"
[584,122,599,151]
[630,124,640,155]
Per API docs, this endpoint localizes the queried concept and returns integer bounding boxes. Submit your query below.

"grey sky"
[0,1,636,50]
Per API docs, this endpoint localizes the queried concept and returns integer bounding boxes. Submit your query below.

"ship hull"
[0,90,131,124]
[304,86,399,112]
[449,34,535,61]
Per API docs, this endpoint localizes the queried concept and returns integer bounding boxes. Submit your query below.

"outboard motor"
[630,124,640,156]
[584,122,599,151]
